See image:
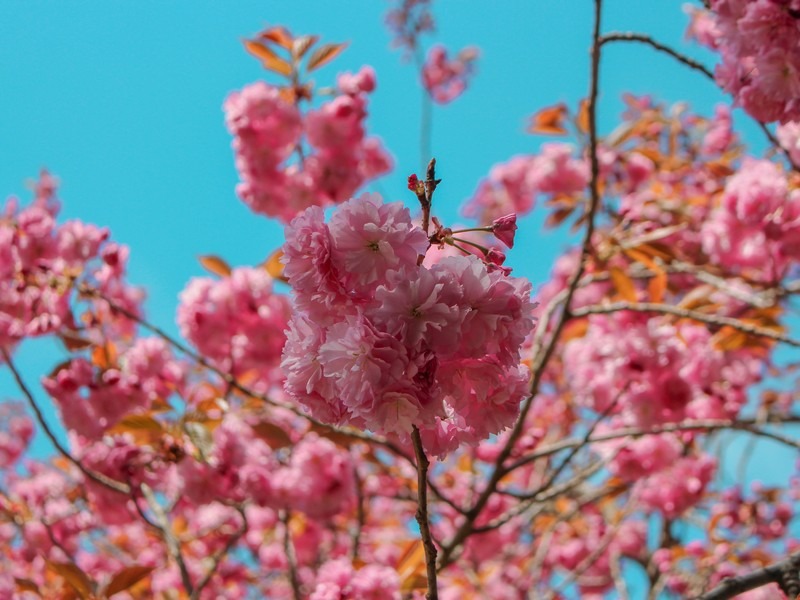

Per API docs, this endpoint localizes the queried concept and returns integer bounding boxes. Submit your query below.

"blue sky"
[0,1,779,465]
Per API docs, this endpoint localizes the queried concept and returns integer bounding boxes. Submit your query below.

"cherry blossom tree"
[4,1,800,598]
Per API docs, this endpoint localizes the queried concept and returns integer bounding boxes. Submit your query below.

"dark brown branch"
[281,510,302,600]
[599,32,714,80]
[696,551,800,599]
[1,346,130,495]
[437,0,606,570]
[412,426,438,600]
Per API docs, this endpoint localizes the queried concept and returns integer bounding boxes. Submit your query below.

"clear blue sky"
[0,1,775,464]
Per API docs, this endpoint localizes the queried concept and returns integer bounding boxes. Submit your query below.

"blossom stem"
[449,235,488,254]
[411,425,438,600]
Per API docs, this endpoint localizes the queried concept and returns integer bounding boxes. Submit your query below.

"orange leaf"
[527,103,568,135]
[263,248,287,283]
[648,270,668,303]
[242,40,293,77]
[46,561,93,599]
[576,98,590,134]
[396,540,427,592]
[307,42,348,72]
[292,35,319,60]
[609,266,637,302]
[198,255,232,278]
[14,578,40,594]
[545,206,575,228]
[711,326,748,351]
[91,341,117,369]
[104,565,154,598]
[259,26,294,50]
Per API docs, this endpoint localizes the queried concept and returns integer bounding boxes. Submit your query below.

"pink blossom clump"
[310,558,401,600]
[701,158,800,279]
[562,311,762,429]
[224,68,392,223]
[462,143,589,225]
[273,434,355,519]
[0,171,143,348]
[687,1,800,123]
[0,403,34,468]
[777,120,800,165]
[177,267,292,386]
[281,193,535,456]
[421,45,479,104]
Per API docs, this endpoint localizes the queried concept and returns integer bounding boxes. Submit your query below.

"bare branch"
[599,32,714,80]
[570,301,800,347]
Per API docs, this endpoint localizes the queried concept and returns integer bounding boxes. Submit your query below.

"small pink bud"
[485,247,506,266]
[407,174,419,191]
[492,213,517,249]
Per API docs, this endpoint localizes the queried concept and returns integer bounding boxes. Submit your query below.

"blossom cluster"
[224,67,391,223]
[462,143,589,225]
[421,45,479,104]
[687,0,800,123]
[0,172,142,351]
[177,267,291,386]
[281,193,534,455]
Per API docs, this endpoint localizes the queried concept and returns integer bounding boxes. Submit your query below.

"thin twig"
[412,426,438,600]
[696,550,800,599]
[570,301,800,347]
[192,507,248,600]
[141,483,194,595]
[1,346,130,495]
[506,418,800,473]
[281,510,302,600]
[599,32,714,80]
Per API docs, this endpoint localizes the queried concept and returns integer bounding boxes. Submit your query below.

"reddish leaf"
[307,42,348,72]
[242,40,293,77]
[105,565,154,597]
[259,26,294,50]
[545,206,575,228]
[46,560,93,599]
[527,103,568,135]
[251,421,292,449]
[58,330,93,351]
[14,578,40,594]
[198,255,232,278]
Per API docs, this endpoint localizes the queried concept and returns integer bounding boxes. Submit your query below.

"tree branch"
[696,550,800,599]
[1,346,130,495]
[412,426,438,600]
[570,301,800,347]
[437,0,606,569]
[599,32,714,80]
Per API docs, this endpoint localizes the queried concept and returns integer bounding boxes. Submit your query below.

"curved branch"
[570,301,800,347]
[697,551,800,599]
[1,346,130,495]
[599,32,714,80]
